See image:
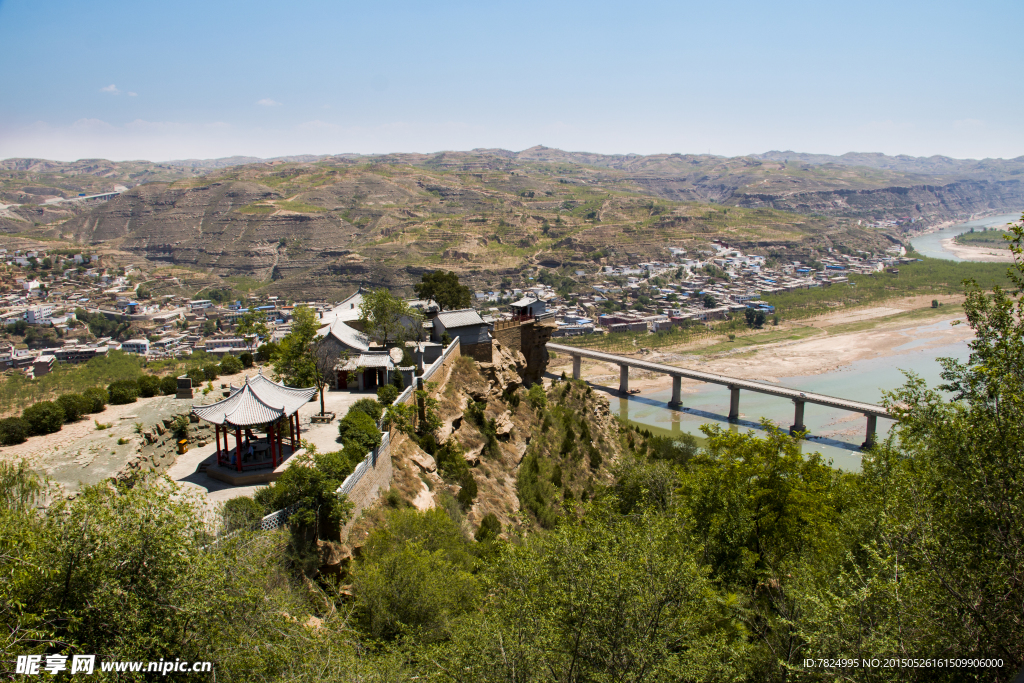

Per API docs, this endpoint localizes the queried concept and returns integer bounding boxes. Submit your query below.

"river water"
[911,213,1020,261]
[612,319,971,472]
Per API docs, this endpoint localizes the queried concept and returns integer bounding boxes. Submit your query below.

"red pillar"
[276,421,283,465]
[290,413,297,453]
[294,413,301,443]
[235,427,242,472]
[267,423,274,468]
[215,425,221,466]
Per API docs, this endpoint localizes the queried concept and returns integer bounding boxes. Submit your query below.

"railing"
[421,337,460,383]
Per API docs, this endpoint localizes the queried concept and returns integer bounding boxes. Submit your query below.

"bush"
[338,410,382,456]
[220,354,243,375]
[239,351,254,368]
[160,375,179,395]
[0,417,29,445]
[108,379,140,405]
[137,375,161,398]
[82,387,109,413]
[350,398,383,423]
[255,342,278,363]
[377,384,399,406]
[475,513,501,542]
[527,384,547,410]
[186,367,206,386]
[202,364,220,381]
[221,496,264,534]
[55,393,91,423]
[22,401,65,436]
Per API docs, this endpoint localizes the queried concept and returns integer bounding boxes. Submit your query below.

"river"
[612,318,970,472]
[911,213,1020,261]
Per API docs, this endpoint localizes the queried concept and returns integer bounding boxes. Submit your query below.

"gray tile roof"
[318,318,370,352]
[436,308,485,329]
[355,352,394,368]
[191,372,316,427]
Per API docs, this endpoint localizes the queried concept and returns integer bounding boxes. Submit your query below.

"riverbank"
[553,298,973,396]
[940,237,1013,262]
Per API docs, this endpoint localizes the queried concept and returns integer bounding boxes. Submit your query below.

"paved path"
[169,388,369,511]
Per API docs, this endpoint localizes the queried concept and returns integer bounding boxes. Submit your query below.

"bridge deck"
[548,342,891,419]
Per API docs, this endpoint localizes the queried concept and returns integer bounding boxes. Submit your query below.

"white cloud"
[257,98,282,107]
[100,84,120,95]
[127,92,138,97]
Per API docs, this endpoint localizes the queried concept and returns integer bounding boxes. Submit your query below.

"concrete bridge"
[547,342,892,448]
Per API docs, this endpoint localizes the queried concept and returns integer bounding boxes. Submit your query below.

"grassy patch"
[236,203,275,215]
[276,200,327,213]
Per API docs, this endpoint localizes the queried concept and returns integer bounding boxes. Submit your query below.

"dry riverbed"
[554,298,974,394]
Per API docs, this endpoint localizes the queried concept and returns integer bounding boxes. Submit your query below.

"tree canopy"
[413,270,471,311]
[358,289,420,345]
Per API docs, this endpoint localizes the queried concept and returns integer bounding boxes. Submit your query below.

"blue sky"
[0,0,1021,161]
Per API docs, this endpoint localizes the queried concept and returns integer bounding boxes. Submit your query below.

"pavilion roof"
[191,372,316,427]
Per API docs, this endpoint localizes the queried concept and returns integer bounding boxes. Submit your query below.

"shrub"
[117,437,129,445]
[527,384,547,410]
[0,417,29,445]
[160,375,178,395]
[255,342,278,363]
[221,496,264,533]
[475,513,501,542]
[202,364,220,381]
[55,393,91,423]
[239,351,254,368]
[108,379,140,405]
[186,367,206,386]
[220,354,243,375]
[350,398,383,423]
[22,401,65,436]
[82,387,109,413]
[137,375,161,398]
[338,409,382,456]
[377,384,399,406]
[456,470,478,508]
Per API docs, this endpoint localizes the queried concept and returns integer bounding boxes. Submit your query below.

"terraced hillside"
[3,147,1022,298]
[56,156,892,298]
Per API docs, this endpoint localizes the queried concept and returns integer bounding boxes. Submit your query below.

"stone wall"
[492,319,553,386]
[339,433,393,538]
[460,340,493,363]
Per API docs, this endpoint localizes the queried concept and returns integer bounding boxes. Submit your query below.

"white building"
[121,339,150,355]
[26,305,54,325]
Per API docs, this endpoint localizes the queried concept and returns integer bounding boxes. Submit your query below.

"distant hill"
[2,147,1021,299]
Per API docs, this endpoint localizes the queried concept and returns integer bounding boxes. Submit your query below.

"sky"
[0,0,1021,162]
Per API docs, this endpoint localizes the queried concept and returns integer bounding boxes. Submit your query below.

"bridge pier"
[572,355,581,380]
[728,386,740,421]
[669,376,682,407]
[618,365,629,393]
[790,400,806,436]
[862,414,878,449]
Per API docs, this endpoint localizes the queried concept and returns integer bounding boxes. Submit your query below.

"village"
[0,240,916,376]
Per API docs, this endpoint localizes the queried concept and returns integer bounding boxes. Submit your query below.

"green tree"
[236,309,269,350]
[22,401,65,435]
[359,289,420,345]
[413,270,471,312]
[220,354,243,375]
[273,306,319,389]
[436,500,747,681]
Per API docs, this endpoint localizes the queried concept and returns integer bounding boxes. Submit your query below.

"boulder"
[411,452,437,473]
[494,411,514,440]
[478,342,528,394]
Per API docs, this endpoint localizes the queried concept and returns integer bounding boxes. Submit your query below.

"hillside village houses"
[0,241,914,377]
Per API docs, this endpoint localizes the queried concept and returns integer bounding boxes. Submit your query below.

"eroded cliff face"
[730,179,1024,223]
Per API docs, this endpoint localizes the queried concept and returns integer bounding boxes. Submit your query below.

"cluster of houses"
[1,240,918,380]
